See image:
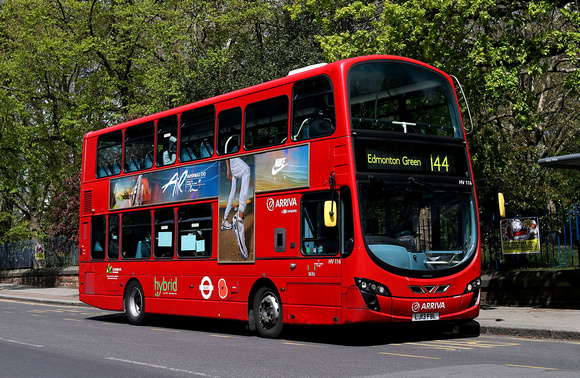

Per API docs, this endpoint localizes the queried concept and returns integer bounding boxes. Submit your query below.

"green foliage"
[0,215,33,243]
[0,0,324,243]
[0,0,579,244]
[291,0,580,212]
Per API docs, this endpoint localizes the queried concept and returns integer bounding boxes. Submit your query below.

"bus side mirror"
[498,193,506,218]
[324,200,337,227]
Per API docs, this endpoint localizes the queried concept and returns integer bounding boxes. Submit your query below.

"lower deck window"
[154,208,175,258]
[91,216,106,260]
[122,211,152,259]
[178,204,212,258]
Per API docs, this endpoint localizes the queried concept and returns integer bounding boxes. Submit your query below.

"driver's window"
[301,193,339,256]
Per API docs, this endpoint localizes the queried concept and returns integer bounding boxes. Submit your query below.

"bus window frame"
[291,75,336,142]
[108,214,120,260]
[300,192,340,257]
[217,107,243,156]
[177,203,213,259]
[154,208,175,259]
[180,105,216,163]
[96,130,123,178]
[346,60,462,138]
[124,121,155,173]
[156,115,179,168]
[90,215,106,260]
[244,95,289,150]
[121,210,152,259]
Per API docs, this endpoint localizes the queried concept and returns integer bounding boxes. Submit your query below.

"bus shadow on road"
[87,312,480,346]
[283,321,481,346]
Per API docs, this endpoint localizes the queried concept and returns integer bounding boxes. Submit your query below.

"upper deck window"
[244,96,289,150]
[291,76,335,141]
[348,61,462,138]
[156,115,178,167]
[96,131,122,178]
[124,121,155,173]
[217,107,242,155]
[180,105,215,162]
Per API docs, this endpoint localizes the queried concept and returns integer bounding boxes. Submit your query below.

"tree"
[0,1,88,240]
[289,0,580,211]
[178,0,325,101]
[0,0,325,243]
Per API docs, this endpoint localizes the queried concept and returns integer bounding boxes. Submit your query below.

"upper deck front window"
[348,61,462,138]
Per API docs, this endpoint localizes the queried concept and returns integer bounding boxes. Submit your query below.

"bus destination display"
[355,139,468,176]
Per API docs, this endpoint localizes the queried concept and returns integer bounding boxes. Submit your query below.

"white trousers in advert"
[225,157,250,216]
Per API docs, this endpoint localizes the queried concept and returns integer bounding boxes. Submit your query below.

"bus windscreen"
[348,61,462,138]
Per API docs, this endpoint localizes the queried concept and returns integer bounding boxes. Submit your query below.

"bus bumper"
[344,285,480,323]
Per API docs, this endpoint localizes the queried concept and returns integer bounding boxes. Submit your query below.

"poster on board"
[218,155,255,263]
[500,217,540,255]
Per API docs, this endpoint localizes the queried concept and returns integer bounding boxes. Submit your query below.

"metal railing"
[0,238,78,270]
[481,206,579,271]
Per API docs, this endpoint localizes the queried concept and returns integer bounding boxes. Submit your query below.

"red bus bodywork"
[79,56,480,337]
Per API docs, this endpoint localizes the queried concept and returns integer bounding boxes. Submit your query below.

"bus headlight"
[354,278,391,312]
[464,277,481,294]
[354,278,391,297]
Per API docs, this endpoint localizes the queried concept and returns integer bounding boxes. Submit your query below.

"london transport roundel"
[199,276,214,299]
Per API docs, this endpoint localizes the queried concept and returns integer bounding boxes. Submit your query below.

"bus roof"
[84,55,444,139]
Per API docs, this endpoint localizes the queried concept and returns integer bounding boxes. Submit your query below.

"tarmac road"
[1,283,579,340]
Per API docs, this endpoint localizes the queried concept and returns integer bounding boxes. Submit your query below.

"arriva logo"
[266,197,297,211]
[411,301,445,312]
[154,277,177,297]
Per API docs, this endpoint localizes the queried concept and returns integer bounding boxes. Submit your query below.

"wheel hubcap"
[259,293,279,326]
[129,289,142,317]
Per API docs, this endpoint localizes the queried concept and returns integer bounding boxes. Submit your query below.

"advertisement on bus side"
[109,161,219,209]
[107,145,310,263]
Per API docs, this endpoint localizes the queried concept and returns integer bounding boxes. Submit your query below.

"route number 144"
[430,154,449,173]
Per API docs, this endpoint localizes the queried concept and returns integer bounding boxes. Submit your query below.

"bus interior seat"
[309,119,332,137]
[129,159,140,172]
[112,161,121,175]
[144,154,153,169]
[182,147,197,161]
[200,141,213,158]
[98,165,112,177]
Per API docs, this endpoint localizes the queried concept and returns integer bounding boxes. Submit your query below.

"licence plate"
[412,312,440,321]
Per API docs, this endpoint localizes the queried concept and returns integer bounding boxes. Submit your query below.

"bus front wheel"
[253,287,283,338]
[124,281,145,325]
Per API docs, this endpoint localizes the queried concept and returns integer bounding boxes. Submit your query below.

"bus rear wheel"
[253,287,283,338]
[124,281,145,325]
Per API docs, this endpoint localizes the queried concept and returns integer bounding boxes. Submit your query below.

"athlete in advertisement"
[221,156,251,259]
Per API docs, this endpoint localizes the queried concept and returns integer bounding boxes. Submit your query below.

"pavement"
[1,283,579,340]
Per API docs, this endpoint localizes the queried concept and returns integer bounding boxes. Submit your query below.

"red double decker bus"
[79,55,481,338]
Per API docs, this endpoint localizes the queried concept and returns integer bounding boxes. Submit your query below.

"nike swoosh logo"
[271,162,290,175]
